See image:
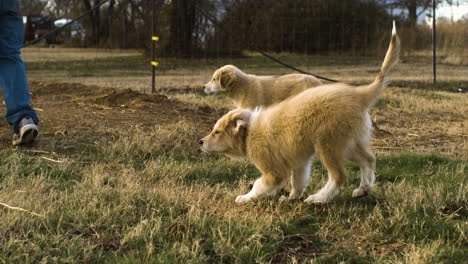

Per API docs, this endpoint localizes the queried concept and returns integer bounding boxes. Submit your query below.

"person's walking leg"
[0,1,39,145]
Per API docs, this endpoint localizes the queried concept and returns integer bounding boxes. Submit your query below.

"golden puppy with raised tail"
[200,21,400,204]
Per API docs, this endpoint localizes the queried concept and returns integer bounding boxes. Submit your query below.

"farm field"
[0,47,466,263]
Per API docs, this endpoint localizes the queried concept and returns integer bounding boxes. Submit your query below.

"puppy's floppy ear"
[232,111,251,135]
[219,69,235,89]
[235,119,247,134]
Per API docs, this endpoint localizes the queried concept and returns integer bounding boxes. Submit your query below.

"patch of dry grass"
[22,47,141,62]
[0,48,466,263]
[1,121,466,263]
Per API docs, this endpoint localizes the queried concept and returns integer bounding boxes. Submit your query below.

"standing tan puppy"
[204,65,322,109]
[200,22,400,204]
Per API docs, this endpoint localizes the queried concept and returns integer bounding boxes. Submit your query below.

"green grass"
[26,56,150,77]
[25,53,384,78]
[375,97,401,109]
[390,80,468,91]
[1,124,466,263]
[396,88,456,100]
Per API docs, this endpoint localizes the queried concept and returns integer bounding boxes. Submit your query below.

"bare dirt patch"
[0,81,223,152]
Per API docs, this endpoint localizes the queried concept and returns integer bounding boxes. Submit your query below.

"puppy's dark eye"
[214,130,221,135]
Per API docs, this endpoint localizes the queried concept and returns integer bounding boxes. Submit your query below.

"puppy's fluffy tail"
[358,21,400,107]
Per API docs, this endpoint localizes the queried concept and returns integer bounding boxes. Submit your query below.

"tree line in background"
[20,0,467,58]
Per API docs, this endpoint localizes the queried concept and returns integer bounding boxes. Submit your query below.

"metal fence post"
[432,0,437,87]
[151,0,157,94]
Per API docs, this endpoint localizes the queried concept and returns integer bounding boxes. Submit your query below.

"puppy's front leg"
[235,176,286,204]
[288,157,314,200]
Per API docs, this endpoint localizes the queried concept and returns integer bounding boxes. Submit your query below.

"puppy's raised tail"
[358,21,400,107]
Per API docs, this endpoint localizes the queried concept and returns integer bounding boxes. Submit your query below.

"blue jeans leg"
[0,12,39,133]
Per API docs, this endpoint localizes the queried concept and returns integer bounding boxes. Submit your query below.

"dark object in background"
[23,14,56,45]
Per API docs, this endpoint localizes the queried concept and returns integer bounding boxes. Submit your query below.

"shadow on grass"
[183,158,261,187]
[377,153,465,184]
[181,153,465,195]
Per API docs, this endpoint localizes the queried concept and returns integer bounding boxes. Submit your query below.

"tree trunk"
[407,0,418,28]
[165,0,198,56]
[83,0,101,45]
[108,0,115,46]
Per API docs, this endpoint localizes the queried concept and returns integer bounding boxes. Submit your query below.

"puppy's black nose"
[198,139,204,145]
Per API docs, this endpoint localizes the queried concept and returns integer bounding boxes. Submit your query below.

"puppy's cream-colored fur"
[200,22,400,204]
[204,65,322,109]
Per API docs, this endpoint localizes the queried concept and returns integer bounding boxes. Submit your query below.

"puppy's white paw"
[352,188,368,198]
[279,195,289,203]
[288,191,303,200]
[235,194,253,204]
[304,193,330,204]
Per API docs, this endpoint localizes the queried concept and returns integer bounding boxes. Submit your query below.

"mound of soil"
[93,89,169,108]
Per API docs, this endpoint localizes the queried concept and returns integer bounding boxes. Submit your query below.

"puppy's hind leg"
[305,150,346,204]
[235,173,288,204]
[347,142,376,198]
[288,156,314,200]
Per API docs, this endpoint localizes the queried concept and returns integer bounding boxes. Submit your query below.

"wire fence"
[20,1,468,94]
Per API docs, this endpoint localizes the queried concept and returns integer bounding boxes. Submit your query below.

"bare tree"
[385,0,447,27]
[19,0,49,15]
[82,0,102,44]
[45,0,81,18]
[400,0,431,27]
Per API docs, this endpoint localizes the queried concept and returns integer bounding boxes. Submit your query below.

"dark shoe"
[12,116,39,146]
